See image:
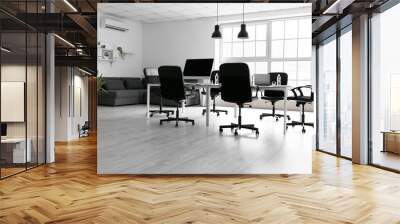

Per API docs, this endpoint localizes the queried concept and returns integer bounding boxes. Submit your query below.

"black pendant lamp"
[237,3,248,39]
[212,3,222,39]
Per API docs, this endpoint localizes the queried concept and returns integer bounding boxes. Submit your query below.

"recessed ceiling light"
[54,34,75,48]
[1,47,11,53]
[78,67,93,76]
[63,0,78,12]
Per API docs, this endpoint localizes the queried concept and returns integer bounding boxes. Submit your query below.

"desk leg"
[206,87,210,126]
[146,85,150,118]
[283,88,287,134]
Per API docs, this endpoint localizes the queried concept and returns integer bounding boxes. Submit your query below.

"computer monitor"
[183,58,214,77]
[1,123,7,137]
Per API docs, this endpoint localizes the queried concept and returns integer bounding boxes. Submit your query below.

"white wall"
[97,15,143,77]
[55,67,89,141]
[143,18,215,69]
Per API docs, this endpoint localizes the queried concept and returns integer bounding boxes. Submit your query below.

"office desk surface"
[183,76,210,80]
[1,138,26,143]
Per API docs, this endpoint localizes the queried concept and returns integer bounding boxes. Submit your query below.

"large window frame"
[217,16,312,86]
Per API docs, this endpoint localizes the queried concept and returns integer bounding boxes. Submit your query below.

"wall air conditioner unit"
[104,18,128,32]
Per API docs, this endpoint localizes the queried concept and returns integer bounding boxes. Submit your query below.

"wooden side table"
[382,131,400,154]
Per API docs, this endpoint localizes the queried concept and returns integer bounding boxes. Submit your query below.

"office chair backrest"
[219,63,252,104]
[268,72,288,85]
[264,72,288,98]
[158,66,186,102]
[253,73,269,86]
[143,67,159,84]
[210,70,219,84]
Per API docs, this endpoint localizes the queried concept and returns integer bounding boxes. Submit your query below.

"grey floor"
[98,105,313,174]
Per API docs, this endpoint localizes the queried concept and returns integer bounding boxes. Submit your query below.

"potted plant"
[97,74,107,93]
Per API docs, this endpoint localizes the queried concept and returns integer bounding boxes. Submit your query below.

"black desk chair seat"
[259,73,291,122]
[218,63,259,136]
[286,85,314,133]
[143,68,174,117]
[201,71,228,116]
[158,66,195,127]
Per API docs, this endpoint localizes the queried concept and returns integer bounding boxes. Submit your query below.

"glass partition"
[1,30,28,177]
[0,1,46,179]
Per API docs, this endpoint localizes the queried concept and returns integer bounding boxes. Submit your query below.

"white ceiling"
[98,3,310,23]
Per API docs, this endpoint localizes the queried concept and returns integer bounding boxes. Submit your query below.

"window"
[218,17,311,86]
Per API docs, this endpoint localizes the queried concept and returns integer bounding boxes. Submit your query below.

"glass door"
[339,27,352,158]
[317,35,337,155]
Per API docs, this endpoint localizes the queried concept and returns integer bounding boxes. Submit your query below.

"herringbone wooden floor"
[1,134,400,224]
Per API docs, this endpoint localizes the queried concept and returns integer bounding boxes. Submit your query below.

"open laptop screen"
[183,58,214,77]
[1,123,7,138]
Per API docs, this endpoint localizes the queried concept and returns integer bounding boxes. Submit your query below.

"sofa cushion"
[122,78,144,89]
[104,79,125,90]
[109,89,144,98]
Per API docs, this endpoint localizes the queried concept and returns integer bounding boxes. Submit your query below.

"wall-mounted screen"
[1,81,25,122]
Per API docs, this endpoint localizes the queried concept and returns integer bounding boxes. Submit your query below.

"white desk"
[1,138,31,163]
[182,76,210,81]
[147,83,291,133]
[146,83,220,127]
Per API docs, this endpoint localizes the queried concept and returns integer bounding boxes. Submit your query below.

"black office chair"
[286,85,314,133]
[143,68,174,117]
[201,70,228,116]
[243,75,261,108]
[78,121,90,138]
[218,63,259,136]
[259,72,291,121]
[158,66,195,127]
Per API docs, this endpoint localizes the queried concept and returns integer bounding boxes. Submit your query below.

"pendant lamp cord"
[217,3,219,24]
[242,3,244,23]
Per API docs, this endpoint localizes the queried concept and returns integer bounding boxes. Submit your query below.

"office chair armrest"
[290,85,313,98]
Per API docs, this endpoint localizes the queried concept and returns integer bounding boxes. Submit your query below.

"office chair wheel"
[219,128,223,133]
[302,128,306,133]
[287,116,291,121]
[202,111,205,116]
[150,114,153,117]
[255,130,259,136]
[175,123,179,127]
[259,115,263,120]
[160,121,163,125]
[276,117,279,122]
[217,113,220,116]
[192,121,195,125]
[225,111,228,115]
[234,130,238,136]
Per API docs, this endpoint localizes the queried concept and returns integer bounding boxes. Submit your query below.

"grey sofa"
[98,77,146,106]
[98,76,201,107]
